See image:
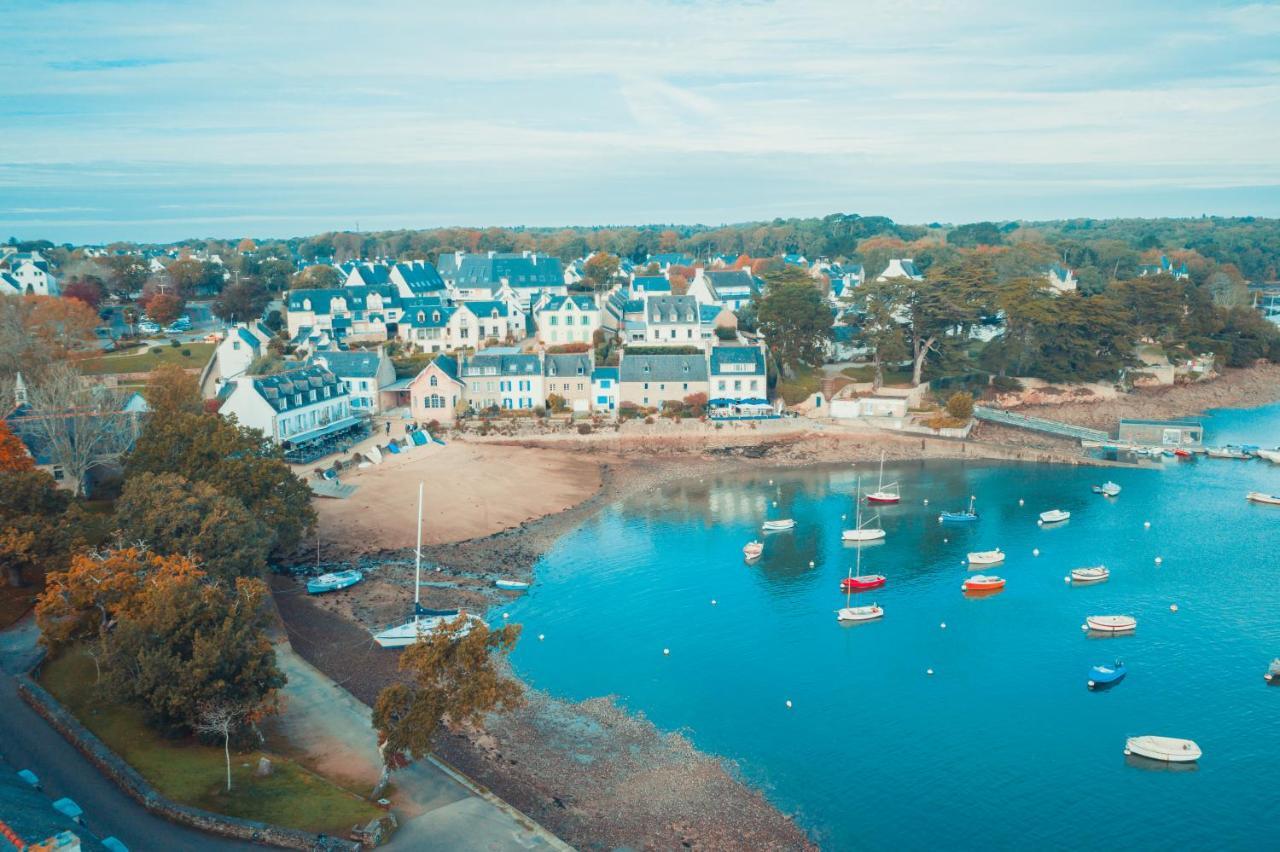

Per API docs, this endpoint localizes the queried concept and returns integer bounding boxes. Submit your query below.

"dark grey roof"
[619,353,709,382]
[447,253,564,289]
[460,353,542,376]
[250,365,347,411]
[710,345,765,375]
[646,295,699,324]
[544,353,592,378]
[309,350,384,378]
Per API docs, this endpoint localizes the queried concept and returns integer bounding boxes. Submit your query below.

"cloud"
[48,57,175,72]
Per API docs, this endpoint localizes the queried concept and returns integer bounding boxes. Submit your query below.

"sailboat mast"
[414,481,423,607]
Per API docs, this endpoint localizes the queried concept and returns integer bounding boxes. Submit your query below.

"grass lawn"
[840,365,914,386]
[76,342,215,376]
[41,652,381,836]
[775,365,823,405]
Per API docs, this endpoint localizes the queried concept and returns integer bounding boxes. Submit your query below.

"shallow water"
[498,404,1280,850]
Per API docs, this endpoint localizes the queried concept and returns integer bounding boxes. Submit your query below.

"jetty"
[973,406,1109,443]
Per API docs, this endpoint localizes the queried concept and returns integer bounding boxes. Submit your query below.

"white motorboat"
[1206,447,1249,459]
[762,519,796,532]
[837,603,884,623]
[1265,658,1280,683]
[967,548,1004,566]
[1124,736,1202,763]
[1255,449,1280,464]
[495,578,530,591]
[864,451,901,504]
[1038,509,1070,524]
[1091,481,1121,497]
[306,569,363,595]
[1246,491,1280,506]
[1071,565,1110,584]
[374,482,478,648]
[1085,614,1136,633]
[743,540,764,560]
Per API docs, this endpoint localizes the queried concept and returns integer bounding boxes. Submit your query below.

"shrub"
[945,392,974,420]
[619,401,641,419]
[714,326,737,341]
[644,416,655,425]
[169,338,181,348]
[180,348,191,357]
[577,423,593,435]
[150,346,163,355]
[991,375,1023,392]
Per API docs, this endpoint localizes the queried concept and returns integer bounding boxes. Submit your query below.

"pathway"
[0,616,256,851]
[272,645,571,852]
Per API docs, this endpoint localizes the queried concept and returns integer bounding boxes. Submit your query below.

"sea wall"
[17,673,363,851]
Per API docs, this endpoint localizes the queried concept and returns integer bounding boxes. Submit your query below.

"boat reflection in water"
[1125,753,1199,773]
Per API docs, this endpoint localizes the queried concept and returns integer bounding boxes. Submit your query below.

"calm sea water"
[497,403,1280,851]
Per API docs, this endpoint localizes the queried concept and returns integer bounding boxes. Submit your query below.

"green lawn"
[77,342,215,376]
[775,365,823,405]
[41,652,381,835]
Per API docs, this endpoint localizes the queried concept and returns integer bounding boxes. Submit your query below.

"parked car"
[138,321,161,334]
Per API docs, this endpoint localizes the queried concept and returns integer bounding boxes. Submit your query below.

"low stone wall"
[18,675,361,851]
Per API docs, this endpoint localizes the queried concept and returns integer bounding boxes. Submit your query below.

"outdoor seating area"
[283,420,371,465]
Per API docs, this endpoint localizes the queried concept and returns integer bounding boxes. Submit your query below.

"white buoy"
[1155,556,1163,565]
[502,612,510,619]
[772,501,777,507]
[769,479,774,485]
[1170,604,1178,612]
[923,498,929,506]
[785,699,793,709]
[841,514,847,521]
[1037,519,1044,526]
[711,599,717,606]
[538,633,545,641]
[1018,499,1024,506]
[1033,548,1040,557]
[1063,576,1070,584]
[1144,521,1151,529]
[926,668,934,676]
[943,537,949,543]
[1080,623,1088,631]
[940,622,947,629]
[663,648,670,656]
[809,560,815,567]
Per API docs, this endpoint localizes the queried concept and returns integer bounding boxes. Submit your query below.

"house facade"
[459,352,545,412]
[687,269,759,311]
[644,295,703,347]
[438,251,566,310]
[310,349,397,414]
[618,352,710,410]
[876,258,924,282]
[535,294,600,346]
[543,353,594,413]
[591,367,618,415]
[215,322,275,384]
[709,345,768,412]
[0,252,60,296]
[218,365,358,446]
[406,355,465,424]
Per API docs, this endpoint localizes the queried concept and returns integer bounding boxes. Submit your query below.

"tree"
[0,468,73,588]
[212,279,270,324]
[258,258,296,293]
[20,365,142,496]
[194,700,250,792]
[945,392,974,420]
[546,393,568,413]
[373,618,522,792]
[290,265,343,290]
[143,364,203,416]
[948,222,1005,248]
[125,411,315,557]
[0,421,33,472]
[755,267,831,373]
[98,256,148,301]
[114,473,269,582]
[0,296,98,378]
[142,291,184,326]
[683,392,707,417]
[582,253,620,292]
[849,282,908,389]
[166,259,221,298]
[892,259,987,385]
[62,276,105,308]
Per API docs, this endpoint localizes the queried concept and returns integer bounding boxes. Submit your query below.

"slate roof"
[347,264,391,286]
[699,304,724,323]
[287,285,397,315]
[434,353,461,381]
[404,304,456,328]
[446,254,565,289]
[544,353,592,378]
[592,367,619,382]
[310,350,385,379]
[460,353,542,376]
[460,300,510,319]
[250,365,347,412]
[631,275,670,293]
[709,346,765,375]
[619,353,709,382]
[705,269,758,294]
[393,261,446,292]
[646,253,693,268]
[539,294,597,312]
[646,295,699,324]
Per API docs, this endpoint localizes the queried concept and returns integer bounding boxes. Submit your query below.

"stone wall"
[18,676,362,851]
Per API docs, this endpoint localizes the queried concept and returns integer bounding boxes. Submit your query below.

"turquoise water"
[498,404,1280,850]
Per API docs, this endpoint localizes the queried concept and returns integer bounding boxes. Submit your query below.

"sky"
[2,0,1279,244]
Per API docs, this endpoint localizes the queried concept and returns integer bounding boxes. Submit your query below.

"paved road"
[0,617,257,852]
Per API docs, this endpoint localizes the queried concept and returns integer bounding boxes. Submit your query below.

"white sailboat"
[374,482,476,648]
[837,532,885,622]
[865,451,901,504]
[842,479,887,542]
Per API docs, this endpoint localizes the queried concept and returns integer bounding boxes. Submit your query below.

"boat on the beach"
[1124,736,1201,763]
[307,569,363,595]
[1038,508,1070,525]
[962,574,1005,593]
[939,495,978,524]
[1092,481,1121,497]
[1088,660,1126,689]
[495,578,531,591]
[842,480,886,542]
[1207,446,1250,459]
[1265,658,1280,684]
[837,516,886,611]
[1085,614,1137,634]
[374,482,479,648]
[1256,448,1280,464]
[1174,448,1192,459]
[762,519,796,532]
[1246,491,1280,506]
[967,548,1004,566]
[1071,565,1110,584]
[743,540,764,560]
[864,451,901,504]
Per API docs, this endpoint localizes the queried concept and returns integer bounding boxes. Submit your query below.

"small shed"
[1117,418,1204,447]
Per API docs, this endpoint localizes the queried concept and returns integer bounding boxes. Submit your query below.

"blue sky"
[2,0,1279,243]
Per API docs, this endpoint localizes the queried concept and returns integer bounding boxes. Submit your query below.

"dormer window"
[417,311,425,323]
[303,299,312,311]
[432,311,440,322]
[643,364,650,374]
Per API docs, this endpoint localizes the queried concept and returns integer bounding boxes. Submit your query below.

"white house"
[286,285,401,341]
[535,294,600,346]
[708,345,768,412]
[628,275,671,300]
[591,366,618,416]
[687,268,760,311]
[310,349,397,414]
[459,351,545,412]
[218,365,358,447]
[876,259,924,282]
[1,252,59,296]
[644,295,703,347]
[543,353,594,413]
[1044,264,1078,294]
[438,252,566,310]
[215,322,275,383]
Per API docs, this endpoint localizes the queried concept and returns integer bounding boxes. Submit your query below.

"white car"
[138,321,161,334]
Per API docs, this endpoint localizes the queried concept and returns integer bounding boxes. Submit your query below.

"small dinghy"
[762,519,796,532]
[939,495,978,524]
[1174,448,1192,459]
[1091,481,1121,497]
[962,574,1005,593]
[837,603,884,623]
[1088,660,1127,689]
[967,548,1004,566]
[495,578,530,591]
[307,569,363,595]
[1246,491,1280,506]
[1207,447,1249,459]
[743,541,764,560]
[1071,565,1110,584]
[1038,509,1070,524]
[1124,736,1201,763]
[1265,658,1280,684]
[1085,614,1136,633]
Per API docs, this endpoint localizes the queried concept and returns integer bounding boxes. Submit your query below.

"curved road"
[0,617,257,851]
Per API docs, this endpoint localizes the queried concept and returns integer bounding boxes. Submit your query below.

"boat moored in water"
[1091,481,1121,497]
[307,569,363,595]
[762,519,796,532]
[1071,565,1110,584]
[962,574,1005,592]
[967,548,1004,566]
[1246,491,1280,506]
[837,603,884,623]
[842,574,886,591]
[743,541,764,560]
[1038,509,1070,524]
[1207,446,1250,459]
[1085,614,1137,633]
[495,578,531,591]
[939,495,978,524]
[1174,448,1192,459]
[1088,660,1127,689]
[865,451,901,504]
[1124,736,1201,763]
[1265,658,1280,683]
